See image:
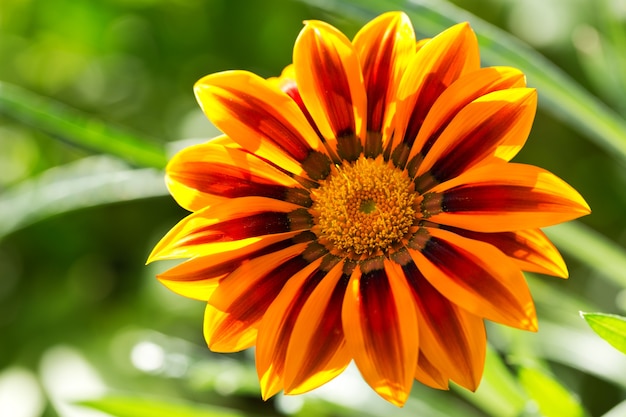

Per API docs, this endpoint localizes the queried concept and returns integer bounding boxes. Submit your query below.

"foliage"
[581,312,626,356]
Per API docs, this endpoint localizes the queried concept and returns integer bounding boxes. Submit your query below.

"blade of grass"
[544,222,626,288]
[518,366,587,417]
[0,82,167,169]
[525,274,598,326]
[528,321,626,389]
[0,155,167,239]
[305,0,626,165]
[78,393,256,417]
[453,345,527,417]
[601,400,626,417]
[598,0,626,113]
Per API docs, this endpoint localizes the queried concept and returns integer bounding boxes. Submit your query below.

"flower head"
[148,12,590,406]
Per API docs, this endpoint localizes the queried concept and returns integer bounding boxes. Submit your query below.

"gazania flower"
[148,12,590,406]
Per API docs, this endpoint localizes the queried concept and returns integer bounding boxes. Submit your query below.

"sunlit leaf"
[78,394,254,417]
[0,155,167,239]
[581,312,626,355]
[518,366,587,417]
[304,0,626,164]
[0,82,168,169]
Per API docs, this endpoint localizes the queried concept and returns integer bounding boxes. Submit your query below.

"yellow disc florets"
[311,156,417,257]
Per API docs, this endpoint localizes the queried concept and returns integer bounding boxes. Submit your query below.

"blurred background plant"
[1,0,626,416]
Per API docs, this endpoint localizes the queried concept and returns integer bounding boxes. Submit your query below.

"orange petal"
[203,303,257,353]
[283,261,350,395]
[166,140,310,212]
[294,20,367,161]
[204,134,240,148]
[442,226,568,277]
[423,163,591,232]
[408,227,538,331]
[148,197,309,262]
[415,352,449,390]
[269,64,329,157]
[400,258,486,390]
[267,64,297,90]
[415,38,430,51]
[204,243,309,352]
[392,22,480,160]
[256,258,325,399]
[353,11,416,154]
[342,260,419,406]
[194,70,331,180]
[407,66,527,171]
[414,88,537,189]
[156,232,314,301]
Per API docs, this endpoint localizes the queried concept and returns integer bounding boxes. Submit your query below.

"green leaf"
[0,155,167,239]
[0,82,168,169]
[581,312,626,355]
[306,0,626,165]
[78,394,255,417]
[518,366,587,417]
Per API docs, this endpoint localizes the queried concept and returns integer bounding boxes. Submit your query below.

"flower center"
[311,157,417,257]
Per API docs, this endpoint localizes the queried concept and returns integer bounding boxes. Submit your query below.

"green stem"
[0,82,167,169]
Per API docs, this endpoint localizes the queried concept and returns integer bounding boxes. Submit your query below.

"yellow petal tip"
[378,389,409,408]
[259,377,283,401]
[145,246,162,265]
[524,316,539,332]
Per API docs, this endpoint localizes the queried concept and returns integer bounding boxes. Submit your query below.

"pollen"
[311,157,417,257]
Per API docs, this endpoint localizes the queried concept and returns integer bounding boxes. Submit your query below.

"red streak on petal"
[309,37,356,139]
[216,255,310,323]
[422,236,520,310]
[281,81,325,139]
[171,161,297,201]
[362,35,394,132]
[179,212,305,247]
[442,184,574,213]
[429,108,525,182]
[403,73,447,147]
[215,89,311,161]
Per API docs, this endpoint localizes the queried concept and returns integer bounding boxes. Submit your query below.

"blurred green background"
[1,0,626,416]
